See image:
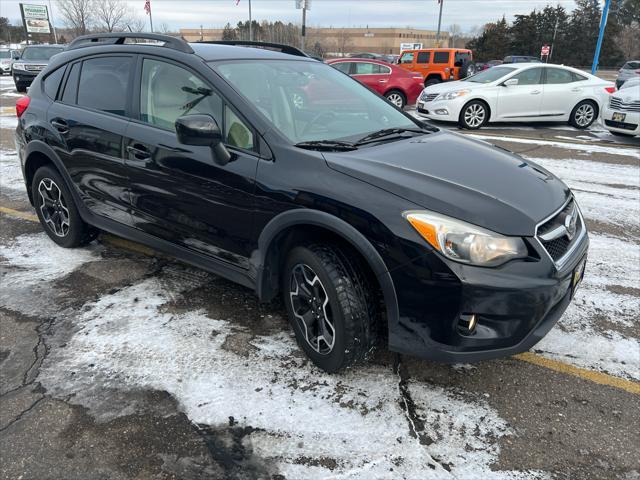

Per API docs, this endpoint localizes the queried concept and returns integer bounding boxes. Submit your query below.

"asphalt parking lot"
[1,74,639,480]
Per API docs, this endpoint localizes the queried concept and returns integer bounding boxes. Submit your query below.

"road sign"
[541,44,551,56]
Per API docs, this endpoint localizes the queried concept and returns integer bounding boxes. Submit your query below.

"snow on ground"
[470,134,640,158]
[0,149,25,197]
[0,114,18,130]
[39,273,547,480]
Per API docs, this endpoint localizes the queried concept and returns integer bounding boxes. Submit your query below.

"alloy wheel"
[387,93,404,108]
[289,263,335,355]
[575,104,594,127]
[464,103,485,128]
[38,178,70,237]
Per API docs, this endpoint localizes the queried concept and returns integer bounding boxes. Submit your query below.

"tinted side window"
[512,68,543,85]
[546,68,574,84]
[61,62,80,104]
[140,59,223,132]
[77,57,132,116]
[417,52,430,64]
[454,52,471,67]
[400,52,414,64]
[572,72,588,82]
[354,62,384,74]
[433,52,450,64]
[44,66,65,99]
[332,62,351,74]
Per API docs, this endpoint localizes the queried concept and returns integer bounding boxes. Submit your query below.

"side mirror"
[503,78,519,87]
[175,114,231,166]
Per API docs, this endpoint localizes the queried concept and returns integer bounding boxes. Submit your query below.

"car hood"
[323,131,570,236]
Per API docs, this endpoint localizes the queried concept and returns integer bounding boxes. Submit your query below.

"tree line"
[466,0,639,67]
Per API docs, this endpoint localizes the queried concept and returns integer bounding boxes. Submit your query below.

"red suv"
[327,58,424,109]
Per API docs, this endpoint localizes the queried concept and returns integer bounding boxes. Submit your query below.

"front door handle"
[571,87,582,92]
[126,144,151,160]
[530,90,541,95]
[50,118,69,134]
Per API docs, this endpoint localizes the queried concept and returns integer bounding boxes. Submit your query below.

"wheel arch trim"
[255,209,399,330]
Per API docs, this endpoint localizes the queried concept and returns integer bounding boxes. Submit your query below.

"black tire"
[385,89,406,109]
[458,100,488,129]
[32,165,97,248]
[425,77,441,87]
[15,82,27,93]
[460,60,477,78]
[282,244,377,373]
[569,100,598,129]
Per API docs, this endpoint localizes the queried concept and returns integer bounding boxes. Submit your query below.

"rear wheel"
[283,244,377,373]
[569,100,597,129]
[32,165,97,248]
[385,89,406,109]
[458,100,488,129]
[460,60,477,78]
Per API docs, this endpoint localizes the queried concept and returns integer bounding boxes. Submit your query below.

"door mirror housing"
[503,78,519,87]
[175,114,232,166]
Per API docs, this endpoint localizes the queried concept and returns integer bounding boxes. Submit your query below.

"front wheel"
[385,90,406,109]
[283,244,377,373]
[458,100,488,129]
[569,100,597,129]
[15,82,27,93]
[32,165,97,248]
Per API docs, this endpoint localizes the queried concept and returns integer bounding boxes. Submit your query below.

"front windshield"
[467,66,517,83]
[21,47,64,61]
[0,51,10,59]
[214,59,418,144]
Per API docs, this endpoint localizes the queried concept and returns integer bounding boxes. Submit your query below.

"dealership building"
[179,27,449,55]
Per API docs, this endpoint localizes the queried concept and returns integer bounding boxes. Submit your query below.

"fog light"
[435,109,449,115]
[458,314,477,335]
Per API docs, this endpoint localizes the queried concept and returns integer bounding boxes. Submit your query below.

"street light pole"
[48,0,58,44]
[435,0,444,47]
[591,0,611,74]
[301,3,306,51]
[248,0,253,41]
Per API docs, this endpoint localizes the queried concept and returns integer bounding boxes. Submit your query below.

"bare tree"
[57,0,94,36]
[95,0,129,32]
[448,24,462,48]
[126,16,147,33]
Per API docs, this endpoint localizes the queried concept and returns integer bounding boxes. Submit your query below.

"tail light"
[16,96,30,118]
[604,86,616,94]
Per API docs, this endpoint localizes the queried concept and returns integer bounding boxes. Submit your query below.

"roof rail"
[196,40,308,58]
[67,33,194,54]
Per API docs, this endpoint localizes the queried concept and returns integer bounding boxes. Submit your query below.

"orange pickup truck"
[397,48,475,87]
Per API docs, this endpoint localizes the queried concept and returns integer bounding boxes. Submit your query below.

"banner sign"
[20,4,51,34]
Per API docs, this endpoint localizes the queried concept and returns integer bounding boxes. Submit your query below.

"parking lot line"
[2,204,639,395]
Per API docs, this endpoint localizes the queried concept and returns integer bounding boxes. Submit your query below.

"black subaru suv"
[15,34,588,373]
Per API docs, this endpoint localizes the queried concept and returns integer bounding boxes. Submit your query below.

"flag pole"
[435,0,444,47]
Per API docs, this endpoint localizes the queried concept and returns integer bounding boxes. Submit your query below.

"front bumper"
[1,64,11,73]
[387,232,589,362]
[415,98,462,122]
[12,70,37,85]
[602,105,640,136]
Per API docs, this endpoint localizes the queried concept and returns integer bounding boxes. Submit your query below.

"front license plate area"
[612,112,626,122]
[571,257,587,298]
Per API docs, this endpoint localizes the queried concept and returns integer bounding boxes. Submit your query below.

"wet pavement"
[1,75,639,480]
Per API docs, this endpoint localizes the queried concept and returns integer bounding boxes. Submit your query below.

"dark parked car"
[503,55,542,64]
[349,52,395,63]
[12,44,65,92]
[15,34,588,373]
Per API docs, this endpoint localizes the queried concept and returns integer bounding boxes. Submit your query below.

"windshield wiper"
[295,140,358,151]
[355,127,432,145]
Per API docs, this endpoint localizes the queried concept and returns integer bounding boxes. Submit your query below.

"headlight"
[435,89,471,101]
[12,63,26,70]
[404,210,528,267]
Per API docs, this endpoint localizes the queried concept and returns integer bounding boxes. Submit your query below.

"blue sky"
[1,0,579,32]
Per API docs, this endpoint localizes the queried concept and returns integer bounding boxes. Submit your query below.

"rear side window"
[354,62,388,74]
[140,58,223,132]
[454,52,471,67]
[400,52,414,64]
[77,56,132,116]
[332,62,351,74]
[572,72,588,82]
[433,52,450,64]
[61,62,80,104]
[417,52,430,64]
[43,66,65,99]
[545,68,574,84]
[512,67,543,85]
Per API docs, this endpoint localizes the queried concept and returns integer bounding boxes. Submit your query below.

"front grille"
[25,64,45,72]
[421,93,438,102]
[536,198,584,264]
[609,96,640,113]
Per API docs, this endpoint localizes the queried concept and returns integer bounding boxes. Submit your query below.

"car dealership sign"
[400,43,423,52]
[20,3,51,34]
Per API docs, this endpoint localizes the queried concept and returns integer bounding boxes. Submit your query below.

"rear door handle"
[126,144,151,160]
[50,118,69,134]
[530,90,541,95]
[571,87,582,92]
